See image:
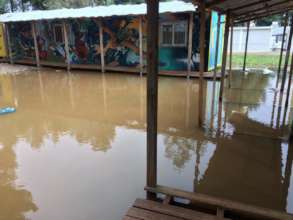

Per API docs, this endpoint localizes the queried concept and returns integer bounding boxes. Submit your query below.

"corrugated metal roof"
[0,1,196,23]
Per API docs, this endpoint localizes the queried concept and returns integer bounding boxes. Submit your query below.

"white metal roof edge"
[0,1,197,23]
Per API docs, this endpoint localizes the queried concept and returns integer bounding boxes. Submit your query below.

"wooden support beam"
[213,13,221,81]
[280,15,293,93]
[31,21,40,68]
[139,16,143,77]
[98,19,105,73]
[206,0,229,8]
[198,0,206,127]
[276,13,289,88]
[219,12,230,102]
[146,0,159,200]
[234,8,291,24]
[243,21,250,72]
[230,0,271,12]
[285,49,293,107]
[236,4,293,22]
[187,12,194,79]
[236,0,291,17]
[228,18,233,88]
[6,23,13,64]
[62,21,70,71]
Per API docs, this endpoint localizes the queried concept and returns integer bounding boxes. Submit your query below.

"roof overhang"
[0,1,197,23]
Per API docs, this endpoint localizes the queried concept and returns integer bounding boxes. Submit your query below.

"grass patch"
[229,53,291,69]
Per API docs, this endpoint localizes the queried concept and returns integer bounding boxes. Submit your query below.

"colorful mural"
[5,12,223,73]
[102,16,140,68]
[8,22,35,61]
[68,18,101,65]
[35,20,66,63]
[208,11,225,71]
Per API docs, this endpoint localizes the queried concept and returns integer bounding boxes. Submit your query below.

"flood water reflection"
[0,68,293,220]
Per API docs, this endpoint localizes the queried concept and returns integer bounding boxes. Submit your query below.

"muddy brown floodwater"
[0,67,293,220]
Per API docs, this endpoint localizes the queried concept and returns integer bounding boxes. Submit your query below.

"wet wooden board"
[123,199,230,220]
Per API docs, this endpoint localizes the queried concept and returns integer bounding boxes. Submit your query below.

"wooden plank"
[243,21,250,72]
[126,207,181,220]
[98,19,105,73]
[133,199,229,220]
[145,185,293,220]
[219,12,230,102]
[31,21,40,68]
[146,0,159,200]
[276,12,288,87]
[280,14,293,93]
[187,12,193,79]
[213,12,221,81]
[139,16,143,77]
[62,21,70,71]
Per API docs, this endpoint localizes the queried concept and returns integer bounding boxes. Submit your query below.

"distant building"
[228,22,292,53]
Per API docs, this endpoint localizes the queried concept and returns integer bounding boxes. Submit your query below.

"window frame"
[160,21,188,47]
[53,24,64,44]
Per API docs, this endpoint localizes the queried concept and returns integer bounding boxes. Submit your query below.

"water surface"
[0,68,292,220]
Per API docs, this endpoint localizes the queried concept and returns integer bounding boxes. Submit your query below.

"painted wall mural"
[68,18,101,65]
[35,20,66,63]
[102,16,140,68]
[8,22,35,61]
[208,11,225,71]
[6,12,222,73]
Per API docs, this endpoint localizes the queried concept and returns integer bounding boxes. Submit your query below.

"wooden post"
[219,12,230,102]
[6,23,13,64]
[98,19,105,73]
[31,21,40,68]
[62,21,70,71]
[276,12,288,87]
[187,12,194,79]
[139,16,144,77]
[285,49,293,107]
[198,0,206,127]
[228,18,233,88]
[146,0,159,199]
[243,21,250,72]
[213,13,221,81]
[280,15,293,93]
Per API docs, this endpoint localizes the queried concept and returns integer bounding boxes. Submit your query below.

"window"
[53,24,64,43]
[161,21,187,47]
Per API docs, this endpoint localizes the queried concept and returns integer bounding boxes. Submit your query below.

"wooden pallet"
[124,199,230,220]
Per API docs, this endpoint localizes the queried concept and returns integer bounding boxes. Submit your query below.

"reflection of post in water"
[68,72,75,109]
[185,80,191,128]
[38,70,45,103]
[281,140,293,209]
[271,89,278,128]
[140,76,144,123]
[276,91,284,129]
[102,73,108,115]
[210,80,217,131]
[193,141,201,192]
[217,97,223,135]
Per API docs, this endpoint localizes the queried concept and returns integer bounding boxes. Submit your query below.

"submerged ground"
[0,66,292,220]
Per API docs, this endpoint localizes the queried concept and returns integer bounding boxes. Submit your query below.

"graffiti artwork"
[9,22,35,60]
